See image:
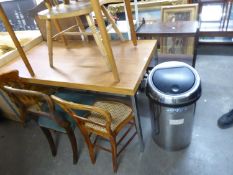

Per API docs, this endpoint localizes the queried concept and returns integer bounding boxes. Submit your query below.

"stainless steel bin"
[147,61,201,151]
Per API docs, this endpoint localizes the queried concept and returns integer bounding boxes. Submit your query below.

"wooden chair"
[3,85,79,164]
[38,0,124,68]
[52,95,137,172]
[0,70,95,164]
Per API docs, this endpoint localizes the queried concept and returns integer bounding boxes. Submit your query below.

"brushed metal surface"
[147,61,201,106]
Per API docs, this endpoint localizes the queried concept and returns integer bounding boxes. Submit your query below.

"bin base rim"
[152,136,191,151]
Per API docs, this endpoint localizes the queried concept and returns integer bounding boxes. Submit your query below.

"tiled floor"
[1,46,233,175]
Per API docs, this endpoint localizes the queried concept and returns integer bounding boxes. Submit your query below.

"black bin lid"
[152,66,195,95]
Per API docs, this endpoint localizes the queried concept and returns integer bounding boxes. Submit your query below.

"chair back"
[51,95,113,135]
[0,70,23,122]
[3,86,70,128]
[0,70,23,88]
[0,70,43,114]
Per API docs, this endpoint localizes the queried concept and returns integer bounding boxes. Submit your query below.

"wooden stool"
[38,0,124,68]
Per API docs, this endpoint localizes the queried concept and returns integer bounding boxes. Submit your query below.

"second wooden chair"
[52,95,137,172]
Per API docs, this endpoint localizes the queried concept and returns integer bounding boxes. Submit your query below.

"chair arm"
[51,95,112,124]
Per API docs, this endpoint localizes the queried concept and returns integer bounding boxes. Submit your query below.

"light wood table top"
[0,40,157,96]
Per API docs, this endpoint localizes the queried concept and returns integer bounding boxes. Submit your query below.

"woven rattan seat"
[86,101,132,133]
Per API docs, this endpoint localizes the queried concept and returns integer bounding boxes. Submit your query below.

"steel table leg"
[130,94,144,152]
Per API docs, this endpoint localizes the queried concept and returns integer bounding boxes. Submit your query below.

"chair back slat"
[0,70,24,89]
[3,86,71,129]
[0,71,70,128]
[51,95,112,133]
[3,86,54,119]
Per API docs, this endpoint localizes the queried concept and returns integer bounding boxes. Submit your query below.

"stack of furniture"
[0,70,138,172]
[0,0,157,171]
[38,0,125,69]
[34,0,137,82]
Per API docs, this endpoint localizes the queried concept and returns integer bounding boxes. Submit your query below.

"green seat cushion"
[38,90,95,133]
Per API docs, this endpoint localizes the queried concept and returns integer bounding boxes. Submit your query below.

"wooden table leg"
[0,4,35,77]
[90,0,120,82]
[123,0,137,46]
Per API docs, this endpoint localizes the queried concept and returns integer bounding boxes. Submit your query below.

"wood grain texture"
[38,1,93,20]
[123,0,137,46]
[0,40,157,96]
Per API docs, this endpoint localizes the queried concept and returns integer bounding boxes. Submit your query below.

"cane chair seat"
[85,101,133,133]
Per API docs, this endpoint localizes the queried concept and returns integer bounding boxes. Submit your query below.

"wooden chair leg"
[85,14,111,70]
[101,6,125,41]
[40,126,57,156]
[19,112,27,128]
[44,0,68,46]
[80,126,96,164]
[90,0,120,82]
[66,128,78,164]
[46,19,53,67]
[85,15,106,57]
[109,136,117,172]
[123,0,137,46]
[53,19,68,46]
[75,16,88,41]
